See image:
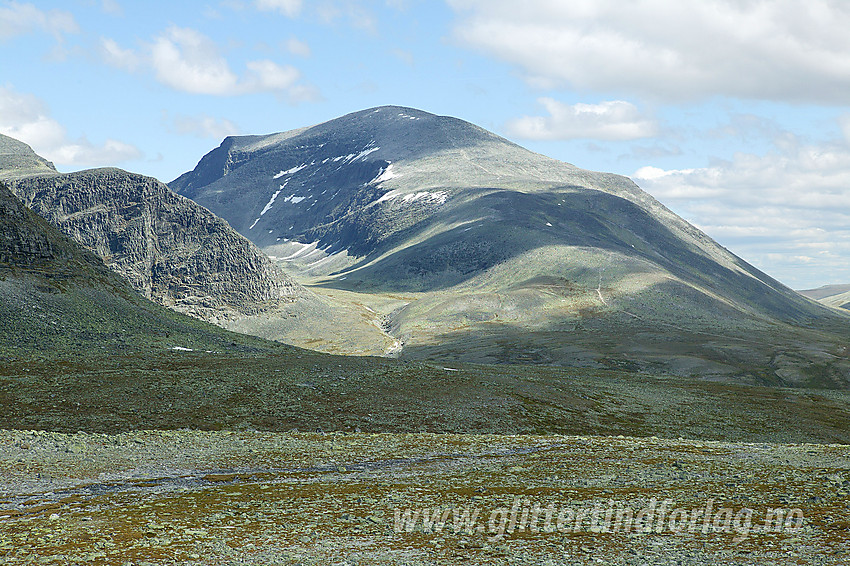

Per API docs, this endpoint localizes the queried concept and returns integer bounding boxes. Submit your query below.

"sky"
[2,0,850,289]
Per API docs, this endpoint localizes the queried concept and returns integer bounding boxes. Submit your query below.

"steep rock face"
[0,182,70,268]
[171,107,507,254]
[6,166,300,322]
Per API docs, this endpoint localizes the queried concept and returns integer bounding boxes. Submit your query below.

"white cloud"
[0,86,141,168]
[245,59,300,91]
[286,36,311,57]
[255,0,302,17]
[100,37,139,71]
[49,138,141,166]
[101,0,122,15]
[0,87,65,149]
[169,114,241,139]
[632,123,850,287]
[448,0,850,103]
[150,27,241,95]
[0,1,78,41]
[507,98,657,141]
[101,26,315,99]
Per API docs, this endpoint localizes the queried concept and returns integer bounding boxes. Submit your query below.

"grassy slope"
[3,351,850,444]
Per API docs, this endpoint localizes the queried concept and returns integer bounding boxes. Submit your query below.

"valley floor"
[1,430,848,565]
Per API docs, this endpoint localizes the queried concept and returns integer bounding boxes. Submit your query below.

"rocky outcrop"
[6,167,301,322]
[1,135,393,355]
[0,182,63,267]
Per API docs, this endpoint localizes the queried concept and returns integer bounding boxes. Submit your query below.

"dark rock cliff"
[6,168,300,322]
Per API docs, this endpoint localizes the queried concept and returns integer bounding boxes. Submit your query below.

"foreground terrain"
[4,350,850,443]
[1,431,848,565]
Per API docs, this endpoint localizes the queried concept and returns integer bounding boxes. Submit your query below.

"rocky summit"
[171,106,850,386]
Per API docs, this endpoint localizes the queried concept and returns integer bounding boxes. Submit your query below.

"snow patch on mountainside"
[372,163,399,185]
[280,241,320,260]
[353,146,380,161]
[260,182,287,216]
[376,190,448,205]
[283,194,307,204]
[274,164,308,178]
[376,189,400,203]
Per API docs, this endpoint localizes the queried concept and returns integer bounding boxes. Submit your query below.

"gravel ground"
[1,430,848,565]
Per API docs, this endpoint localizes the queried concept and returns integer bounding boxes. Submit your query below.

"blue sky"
[2,0,850,289]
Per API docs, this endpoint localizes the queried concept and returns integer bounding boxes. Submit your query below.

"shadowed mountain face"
[172,106,850,386]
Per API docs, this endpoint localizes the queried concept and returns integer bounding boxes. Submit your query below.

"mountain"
[172,106,850,387]
[800,284,850,310]
[0,134,394,354]
[0,180,278,357]
[1,155,298,323]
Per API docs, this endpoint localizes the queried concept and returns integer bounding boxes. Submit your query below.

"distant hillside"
[172,106,850,387]
[800,284,850,310]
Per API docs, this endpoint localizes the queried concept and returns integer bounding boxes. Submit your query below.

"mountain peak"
[297,105,512,157]
[172,106,515,197]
